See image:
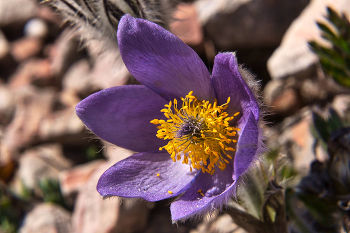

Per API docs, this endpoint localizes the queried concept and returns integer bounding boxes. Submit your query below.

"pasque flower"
[76,14,262,221]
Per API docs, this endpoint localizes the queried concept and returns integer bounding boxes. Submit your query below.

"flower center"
[150,91,240,175]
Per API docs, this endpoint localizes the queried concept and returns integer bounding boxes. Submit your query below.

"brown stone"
[17,144,72,192]
[270,88,301,116]
[2,86,55,156]
[264,79,284,105]
[9,59,52,88]
[59,159,104,197]
[37,107,86,145]
[62,59,91,91]
[59,89,81,107]
[0,158,16,183]
[11,37,43,62]
[0,0,38,28]
[171,3,203,46]
[72,162,151,233]
[19,203,72,233]
[279,110,316,174]
[0,142,16,169]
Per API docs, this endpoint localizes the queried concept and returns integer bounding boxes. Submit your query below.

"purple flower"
[76,14,262,221]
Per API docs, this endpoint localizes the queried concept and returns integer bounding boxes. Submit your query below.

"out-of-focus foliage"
[308,7,350,87]
[226,151,292,233]
[312,108,344,145]
[39,179,67,209]
[0,178,68,233]
[0,186,23,233]
[0,194,17,233]
[286,109,350,233]
[85,145,104,161]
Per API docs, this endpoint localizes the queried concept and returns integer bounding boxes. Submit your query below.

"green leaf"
[317,22,338,40]
[236,163,267,220]
[309,7,350,87]
[312,112,330,142]
[38,179,67,209]
[327,108,344,132]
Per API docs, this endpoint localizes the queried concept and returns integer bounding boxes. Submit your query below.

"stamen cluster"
[151,91,240,174]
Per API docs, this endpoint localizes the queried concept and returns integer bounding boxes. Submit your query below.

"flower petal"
[170,111,259,221]
[170,163,235,220]
[76,85,167,152]
[211,52,259,122]
[118,14,215,102]
[97,151,196,201]
[234,111,259,180]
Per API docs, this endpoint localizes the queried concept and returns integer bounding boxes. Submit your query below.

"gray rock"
[196,0,309,50]
[267,0,350,80]
[19,203,72,233]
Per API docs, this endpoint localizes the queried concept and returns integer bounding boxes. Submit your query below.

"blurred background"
[0,0,350,232]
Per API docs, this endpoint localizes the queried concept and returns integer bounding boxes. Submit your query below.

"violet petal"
[118,15,215,102]
[170,112,259,220]
[170,162,234,220]
[76,85,167,152]
[234,111,259,180]
[211,53,259,123]
[97,151,196,201]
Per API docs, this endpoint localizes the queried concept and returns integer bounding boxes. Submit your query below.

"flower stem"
[227,206,288,233]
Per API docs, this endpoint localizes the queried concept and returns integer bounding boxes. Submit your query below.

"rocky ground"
[0,0,350,232]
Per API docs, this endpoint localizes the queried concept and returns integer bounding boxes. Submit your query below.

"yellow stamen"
[156,173,160,177]
[151,91,240,175]
[197,189,205,196]
[168,190,173,194]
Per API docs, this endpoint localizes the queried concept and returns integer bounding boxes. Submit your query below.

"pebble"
[24,18,49,39]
